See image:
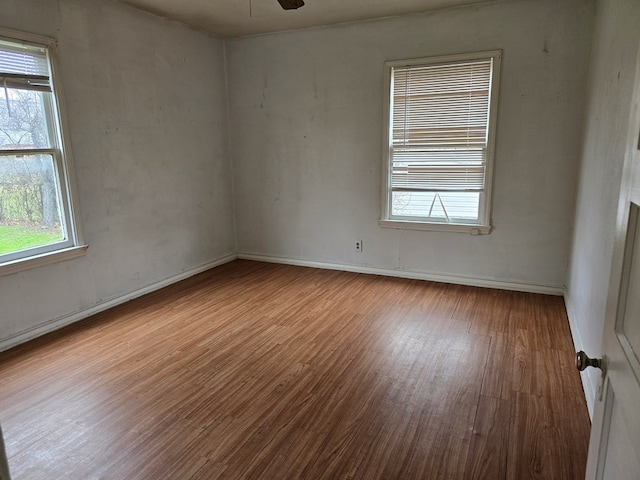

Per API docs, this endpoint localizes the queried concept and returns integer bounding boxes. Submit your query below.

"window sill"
[378,219,492,235]
[0,245,88,277]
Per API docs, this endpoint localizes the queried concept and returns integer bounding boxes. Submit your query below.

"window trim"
[0,27,86,275]
[379,50,502,234]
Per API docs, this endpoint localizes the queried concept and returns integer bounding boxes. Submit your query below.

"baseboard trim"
[0,253,237,353]
[238,253,564,295]
[564,289,596,419]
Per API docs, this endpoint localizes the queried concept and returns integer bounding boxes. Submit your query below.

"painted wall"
[226,0,594,291]
[565,0,640,417]
[0,0,235,347]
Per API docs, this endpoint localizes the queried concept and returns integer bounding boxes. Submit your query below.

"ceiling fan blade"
[277,0,305,9]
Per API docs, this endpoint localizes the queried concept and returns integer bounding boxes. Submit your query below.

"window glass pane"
[392,191,480,221]
[0,87,53,150]
[0,153,65,255]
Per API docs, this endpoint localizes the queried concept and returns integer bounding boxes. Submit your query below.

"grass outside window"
[0,224,63,255]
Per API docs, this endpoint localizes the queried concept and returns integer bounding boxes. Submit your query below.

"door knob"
[576,351,603,371]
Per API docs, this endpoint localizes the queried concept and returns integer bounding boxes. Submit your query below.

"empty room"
[1,0,639,478]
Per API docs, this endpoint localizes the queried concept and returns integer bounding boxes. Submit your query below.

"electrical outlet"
[355,240,363,252]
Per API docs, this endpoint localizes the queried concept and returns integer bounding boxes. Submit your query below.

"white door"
[584,41,640,479]
[0,424,9,480]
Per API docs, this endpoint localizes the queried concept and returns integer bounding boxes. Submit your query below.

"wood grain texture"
[0,260,590,479]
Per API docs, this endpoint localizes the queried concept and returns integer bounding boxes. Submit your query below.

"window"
[380,50,501,234]
[0,29,85,274]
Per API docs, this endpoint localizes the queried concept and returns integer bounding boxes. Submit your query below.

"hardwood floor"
[0,260,591,479]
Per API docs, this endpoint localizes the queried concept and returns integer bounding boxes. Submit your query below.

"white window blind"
[0,40,51,92]
[391,59,492,193]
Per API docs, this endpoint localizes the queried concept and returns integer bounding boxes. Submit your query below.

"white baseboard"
[564,290,597,419]
[238,253,564,295]
[0,254,237,353]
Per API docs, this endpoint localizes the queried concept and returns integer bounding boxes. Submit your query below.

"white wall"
[0,0,235,348]
[565,0,640,417]
[226,0,594,292]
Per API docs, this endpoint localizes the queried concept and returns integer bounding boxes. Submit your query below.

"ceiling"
[117,0,494,38]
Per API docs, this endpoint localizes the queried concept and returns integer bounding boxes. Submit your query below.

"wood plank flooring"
[0,260,591,479]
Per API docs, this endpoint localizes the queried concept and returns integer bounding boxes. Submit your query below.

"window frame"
[379,50,502,235]
[0,28,86,276]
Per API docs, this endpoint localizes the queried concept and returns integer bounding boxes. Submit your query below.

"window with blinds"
[0,29,84,272]
[381,51,501,233]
